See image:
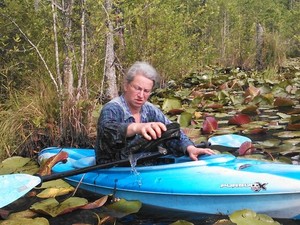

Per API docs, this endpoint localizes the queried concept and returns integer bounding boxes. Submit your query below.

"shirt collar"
[120,95,148,122]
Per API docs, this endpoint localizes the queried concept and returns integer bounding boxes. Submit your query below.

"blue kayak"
[38,147,300,219]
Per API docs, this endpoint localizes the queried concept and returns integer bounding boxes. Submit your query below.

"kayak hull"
[38,147,300,219]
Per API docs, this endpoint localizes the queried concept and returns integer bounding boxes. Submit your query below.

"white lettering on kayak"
[220,182,268,192]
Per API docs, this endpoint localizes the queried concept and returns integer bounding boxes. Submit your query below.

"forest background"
[0,0,299,160]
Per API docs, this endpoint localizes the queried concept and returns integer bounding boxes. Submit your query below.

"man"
[95,61,214,164]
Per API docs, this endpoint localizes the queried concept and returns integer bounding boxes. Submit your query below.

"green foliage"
[1,0,300,159]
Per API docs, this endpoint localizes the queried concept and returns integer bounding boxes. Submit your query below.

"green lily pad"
[229,209,280,225]
[169,220,194,225]
[283,138,300,145]
[105,198,142,218]
[162,98,182,113]
[30,197,88,217]
[36,179,75,198]
[39,179,74,189]
[178,112,192,127]
[256,139,281,148]
[273,131,300,138]
[0,217,49,225]
[0,157,39,175]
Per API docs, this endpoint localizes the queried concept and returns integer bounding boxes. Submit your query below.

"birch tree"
[102,0,118,100]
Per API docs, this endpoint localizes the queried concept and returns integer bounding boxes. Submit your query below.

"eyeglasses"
[129,83,152,95]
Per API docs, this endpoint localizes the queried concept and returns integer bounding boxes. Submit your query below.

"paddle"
[0,133,250,208]
[0,150,165,209]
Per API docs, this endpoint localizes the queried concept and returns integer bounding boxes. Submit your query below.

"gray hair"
[125,61,160,88]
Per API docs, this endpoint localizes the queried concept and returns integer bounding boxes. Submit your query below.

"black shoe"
[127,123,181,153]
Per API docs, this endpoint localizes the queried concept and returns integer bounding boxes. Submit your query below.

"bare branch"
[1,13,59,94]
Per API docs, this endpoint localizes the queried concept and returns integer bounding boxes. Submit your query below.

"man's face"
[124,74,154,111]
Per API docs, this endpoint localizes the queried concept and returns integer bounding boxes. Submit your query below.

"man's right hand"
[128,122,167,140]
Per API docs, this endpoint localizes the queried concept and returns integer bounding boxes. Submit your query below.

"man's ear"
[123,83,129,92]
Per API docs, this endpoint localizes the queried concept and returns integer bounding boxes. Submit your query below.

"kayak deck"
[38,147,300,219]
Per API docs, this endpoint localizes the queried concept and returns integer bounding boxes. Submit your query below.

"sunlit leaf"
[162,98,182,113]
[30,197,88,217]
[193,111,202,119]
[7,209,37,219]
[1,156,31,168]
[229,209,280,225]
[169,220,194,225]
[178,112,192,127]
[39,179,74,189]
[37,186,75,198]
[0,217,49,225]
[0,157,38,175]
[212,218,235,225]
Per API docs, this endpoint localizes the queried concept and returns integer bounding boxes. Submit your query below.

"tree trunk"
[221,8,228,65]
[103,0,118,101]
[63,0,74,99]
[77,0,87,100]
[255,22,264,71]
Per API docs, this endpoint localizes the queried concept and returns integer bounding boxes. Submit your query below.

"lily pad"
[37,186,75,198]
[178,112,192,127]
[0,217,49,225]
[6,209,37,219]
[105,198,142,218]
[256,139,281,148]
[30,197,88,217]
[273,131,300,138]
[229,209,280,225]
[0,157,38,175]
[282,138,300,145]
[162,98,182,113]
[39,179,74,189]
[169,220,194,225]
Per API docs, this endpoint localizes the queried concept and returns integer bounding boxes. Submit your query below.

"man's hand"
[128,122,167,140]
[186,145,215,161]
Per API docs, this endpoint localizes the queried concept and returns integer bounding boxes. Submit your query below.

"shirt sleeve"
[97,102,130,153]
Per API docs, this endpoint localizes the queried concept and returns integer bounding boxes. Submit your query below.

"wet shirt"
[95,95,194,163]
